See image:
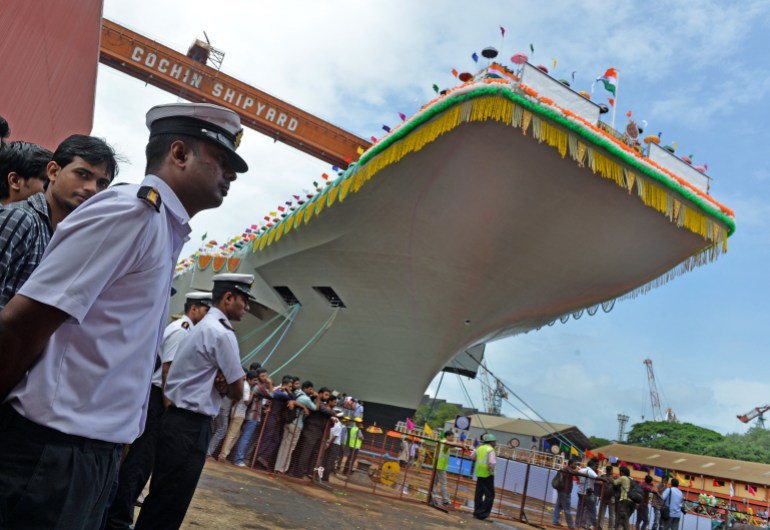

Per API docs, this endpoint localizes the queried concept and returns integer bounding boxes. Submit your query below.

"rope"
[260,305,300,367]
[268,308,339,378]
[240,305,301,366]
[465,351,583,452]
[424,370,446,424]
[238,303,297,344]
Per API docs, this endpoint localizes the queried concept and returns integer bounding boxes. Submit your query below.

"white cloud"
[92,0,770,439]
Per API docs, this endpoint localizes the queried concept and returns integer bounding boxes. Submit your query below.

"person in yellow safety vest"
[472,433,497,521]
[432,431,457,506]
[342,417,364,475]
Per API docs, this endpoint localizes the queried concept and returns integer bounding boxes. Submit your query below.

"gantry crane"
[737,405,770,428]
[99,19,370,168]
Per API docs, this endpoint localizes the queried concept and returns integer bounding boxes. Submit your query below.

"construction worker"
[432,431,457,506]
[342,417,364,475]
[472,433,497,521]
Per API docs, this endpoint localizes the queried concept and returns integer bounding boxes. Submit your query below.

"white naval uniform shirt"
[6,175,190,444]
[164,307,245,417]
[151,315,194,388]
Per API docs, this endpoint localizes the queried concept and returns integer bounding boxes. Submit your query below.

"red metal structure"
[98,19,370,168]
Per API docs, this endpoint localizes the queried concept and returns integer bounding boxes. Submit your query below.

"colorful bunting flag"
[598,452,606,461]
[608,97,615,107]
[382,125,391,132]
[344,155,352,163]
[331,165,340,172]
[560,442,570,454]
[405,417,415,430]
[322,173,329,180]
[586,450,595,459]
[201,232,207,241]
[500,26,506,38]
[529,43,534,53]
[356,146,364,155]
[749,486,757,496]
[543,440,551,450]
[570,446,579,456]
[398,112,406,121]
[472,52,479,63]
[432,84,439,93]
[424,423,434,437]
[370,136,377,143]
[451,68,458,77]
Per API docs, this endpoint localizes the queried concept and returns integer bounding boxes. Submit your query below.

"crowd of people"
[552,458,688,530]
[204,364,368,482]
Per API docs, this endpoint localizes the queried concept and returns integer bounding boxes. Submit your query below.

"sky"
[93,0,770,441]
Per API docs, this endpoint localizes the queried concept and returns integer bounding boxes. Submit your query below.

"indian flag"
[487,63,518,82]
[595,67,618,96]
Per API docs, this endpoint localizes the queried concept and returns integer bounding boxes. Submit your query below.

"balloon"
[481,47,498,59]
[511,53,528,65]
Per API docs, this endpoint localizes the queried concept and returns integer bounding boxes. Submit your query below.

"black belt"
[0,403,118,450]
[167,405,211,421]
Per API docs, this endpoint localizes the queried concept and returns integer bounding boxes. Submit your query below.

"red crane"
[737,405,770,428]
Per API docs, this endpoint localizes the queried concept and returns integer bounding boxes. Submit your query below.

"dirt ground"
[168,460,530,529]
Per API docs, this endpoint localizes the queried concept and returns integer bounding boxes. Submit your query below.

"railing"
[210,411,760,526]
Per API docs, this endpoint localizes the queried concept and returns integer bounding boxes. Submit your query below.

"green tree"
[414,402,463,429]
[589,435,612,448]
[625,421,723,454]
[709,427,770,464]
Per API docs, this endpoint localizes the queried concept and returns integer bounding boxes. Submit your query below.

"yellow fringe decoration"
[294,210,303,230]
[339,178,352,202]
[252,92,729,258]
[522,111,532,135]
[275,221,285,241]
[624,169,636,194]
[304,203,315,224]
[538,121,568,158]
[327,184,339,207]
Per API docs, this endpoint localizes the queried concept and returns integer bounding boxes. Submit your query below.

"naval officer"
[0,102,248,529]
[135,273,254,530]
[105,291,212,530]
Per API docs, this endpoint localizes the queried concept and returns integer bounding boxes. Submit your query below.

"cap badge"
[233,129,243,150]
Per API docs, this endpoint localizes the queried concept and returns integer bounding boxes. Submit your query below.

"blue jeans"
[554,490,575,527]
[233,419,259,464]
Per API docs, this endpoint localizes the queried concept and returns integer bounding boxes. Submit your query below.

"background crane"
[737,405,770,428]
[644,358,678,423]
[480,371,509,416]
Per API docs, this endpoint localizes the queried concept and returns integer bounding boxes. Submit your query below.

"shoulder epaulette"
[219,318,234,331]
[181,321,190,330]
[137,186,162,212]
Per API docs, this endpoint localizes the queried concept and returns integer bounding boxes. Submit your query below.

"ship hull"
[174,117,716,409]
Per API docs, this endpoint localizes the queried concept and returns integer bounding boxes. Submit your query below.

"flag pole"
[611,71,620,131]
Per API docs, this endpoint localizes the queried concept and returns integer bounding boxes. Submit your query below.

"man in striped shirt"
[0,135,117,309]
